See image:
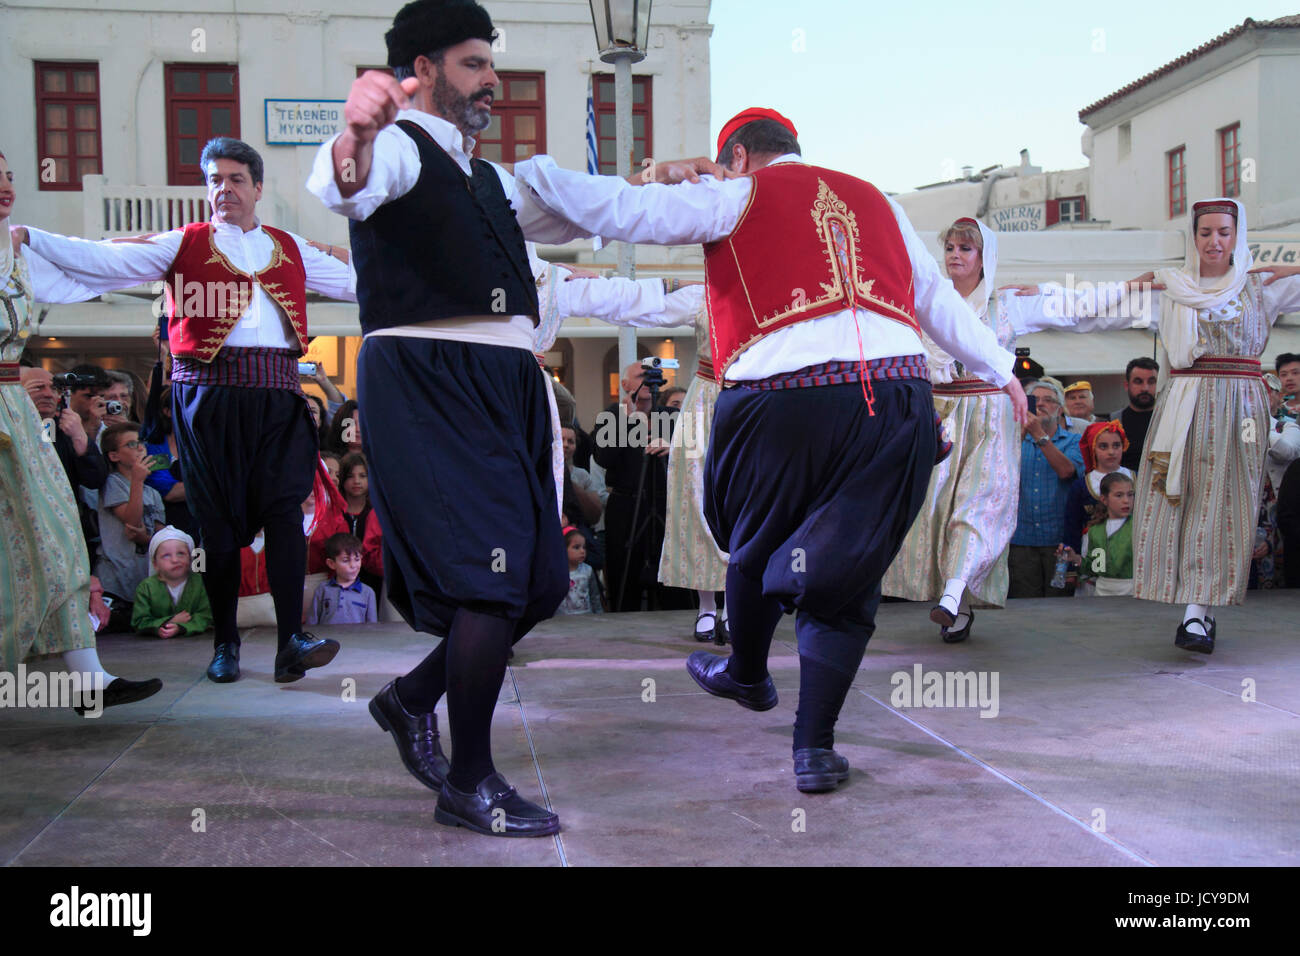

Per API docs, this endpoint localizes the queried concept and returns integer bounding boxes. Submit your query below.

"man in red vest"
[513,107,1028,793]
[15,137,356,686]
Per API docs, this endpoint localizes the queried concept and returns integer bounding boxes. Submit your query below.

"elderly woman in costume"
[1,150,161,711]
[1017,198,1300,652]
[882,218,1085,642]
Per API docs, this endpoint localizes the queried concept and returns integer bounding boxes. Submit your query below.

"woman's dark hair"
[326,399,360,455]
[1085,472,1134,530]
[304,393,330,446]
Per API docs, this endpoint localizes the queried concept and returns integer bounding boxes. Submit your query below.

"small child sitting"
[1062,472,1135,597]
[556,526,603,615]
[307,532,378,625]
[132,526,213,637]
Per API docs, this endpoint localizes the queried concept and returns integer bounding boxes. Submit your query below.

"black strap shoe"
[941,608,974,644]
[74,677,164,716]
[274,632,341,683]
[1175,620,1214,654]
[434,773,561,837]
[693,612,717,642]
[369,680,450,791]
[207,642,241,683]
[794,747,851,792]
[714,616,729,647]
[686,650,778,711]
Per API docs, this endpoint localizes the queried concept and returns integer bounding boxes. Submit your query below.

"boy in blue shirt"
[307,533,378,626]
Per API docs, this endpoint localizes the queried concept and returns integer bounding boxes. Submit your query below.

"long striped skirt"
[0,385,95,670]
[882,390,1019,607]
[1133,374,1268,606]
[658,374,728,591]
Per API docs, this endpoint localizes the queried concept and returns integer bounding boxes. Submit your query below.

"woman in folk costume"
[882,217,1079,642]
[1,150,161,711]
[655,284,732,643]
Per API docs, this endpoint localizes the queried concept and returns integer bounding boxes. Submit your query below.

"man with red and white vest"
[16,137,356,686]
[514,107,1028,793]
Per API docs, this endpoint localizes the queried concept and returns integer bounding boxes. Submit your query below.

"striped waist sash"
[172,347,302,391]
[932,375,1001,396]
[695,356,715,383]
[731,354,930,391]
[0,362,20,385]
[1169,356,1262,379]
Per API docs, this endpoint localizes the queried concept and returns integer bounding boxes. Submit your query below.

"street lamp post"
[588,0,653,379]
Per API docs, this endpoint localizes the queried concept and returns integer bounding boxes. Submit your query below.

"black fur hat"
[386,0,497,68]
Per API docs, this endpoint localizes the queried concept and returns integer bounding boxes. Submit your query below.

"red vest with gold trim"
[163,222,309,363]
[705,163,918,380]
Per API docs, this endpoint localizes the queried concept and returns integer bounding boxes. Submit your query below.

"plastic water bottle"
[1050,554,1069,590]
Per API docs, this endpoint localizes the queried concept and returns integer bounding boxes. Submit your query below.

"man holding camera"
[13,137,356,686]
[595,360,694,613]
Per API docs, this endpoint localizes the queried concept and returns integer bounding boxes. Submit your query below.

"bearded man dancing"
[511,107,1027,793]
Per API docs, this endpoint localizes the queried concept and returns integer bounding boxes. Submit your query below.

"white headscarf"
[925,218,997,382]
[1146,197,1251,502]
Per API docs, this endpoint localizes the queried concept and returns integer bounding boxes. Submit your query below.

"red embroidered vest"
[163,222,309,363]
[705,163,918,380]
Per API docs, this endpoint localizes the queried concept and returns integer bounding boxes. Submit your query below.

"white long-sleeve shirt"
[511,153,1014,386]
[25,221,357,350]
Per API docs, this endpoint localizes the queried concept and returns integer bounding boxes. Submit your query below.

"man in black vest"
[308,0,585,837]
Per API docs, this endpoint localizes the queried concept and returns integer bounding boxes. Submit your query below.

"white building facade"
[3,0,713,427]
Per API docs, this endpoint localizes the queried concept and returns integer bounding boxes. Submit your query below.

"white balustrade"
[82,175,209,240]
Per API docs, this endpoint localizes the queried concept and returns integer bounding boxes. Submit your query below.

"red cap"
[715,107,799,158]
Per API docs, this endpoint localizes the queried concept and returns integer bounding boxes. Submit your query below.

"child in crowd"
[320,450,341,491]
[131,526,213,637]
[307,533,378,625]
[1062,473,1136,597]
[337,452,384,593]
[96,421,167,627]
[556,526,603,615]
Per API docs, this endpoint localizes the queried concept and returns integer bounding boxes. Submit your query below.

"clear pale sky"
[708,0,1298,194]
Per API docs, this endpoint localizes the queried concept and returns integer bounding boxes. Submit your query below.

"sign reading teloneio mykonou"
[265,100,346,145]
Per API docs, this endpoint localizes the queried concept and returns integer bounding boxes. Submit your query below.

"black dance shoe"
[693,612,718,642]
[941,609,974,644]
[274,632,341,683]
[206,642,240,683]
[713,616,729,647]
[74,677,164,716]
[793,747,851,793]
[686,651,778,711]
[1174,620,1214,655]
[369,680,450,792]
[434,773,561,837]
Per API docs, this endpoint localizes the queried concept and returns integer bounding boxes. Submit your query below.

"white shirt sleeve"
[1269,419,1300,465]
[1261,274,1300,319]
[554,274,666,324]
[306,126,421,222]
[25,228,182,291]
[1005,282,1148,335]
[512,154,749,246]
[889,198,1013,387]
[23,248,103,304]
[287,232,357,302]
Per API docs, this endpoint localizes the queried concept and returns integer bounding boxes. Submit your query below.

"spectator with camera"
[1008,379,1084,598]
[21,365,109,555]
[96,422,168,629]
[595,360,693,612]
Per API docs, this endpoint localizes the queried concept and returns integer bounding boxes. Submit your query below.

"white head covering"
[0,151,14,288]
[941,217,998,319]
[148,525,195,568]
[1146,197,1250,502]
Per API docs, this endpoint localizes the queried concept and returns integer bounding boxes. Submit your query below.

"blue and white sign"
[265,100,346,145]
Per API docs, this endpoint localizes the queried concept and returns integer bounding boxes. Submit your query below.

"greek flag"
[586,75,602,251]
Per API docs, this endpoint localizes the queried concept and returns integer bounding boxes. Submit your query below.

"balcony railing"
[83,175,209,240]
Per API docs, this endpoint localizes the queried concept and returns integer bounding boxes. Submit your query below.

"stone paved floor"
[3,592,1296,866]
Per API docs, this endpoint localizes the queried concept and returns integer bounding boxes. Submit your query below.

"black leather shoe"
[713,617,729,647]
[369,680,450,792]
[941,608,974,644]
[686,650,777,711]
[693,612,717,643]
[74,677,163,716]
[274,632,340,683]
[1175,620,1214,654]
[434,773,561,837]
[207,642,240,683]
[794,748,850,793]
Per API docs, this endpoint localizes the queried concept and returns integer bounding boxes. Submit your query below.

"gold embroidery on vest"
[190,229,306,359]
